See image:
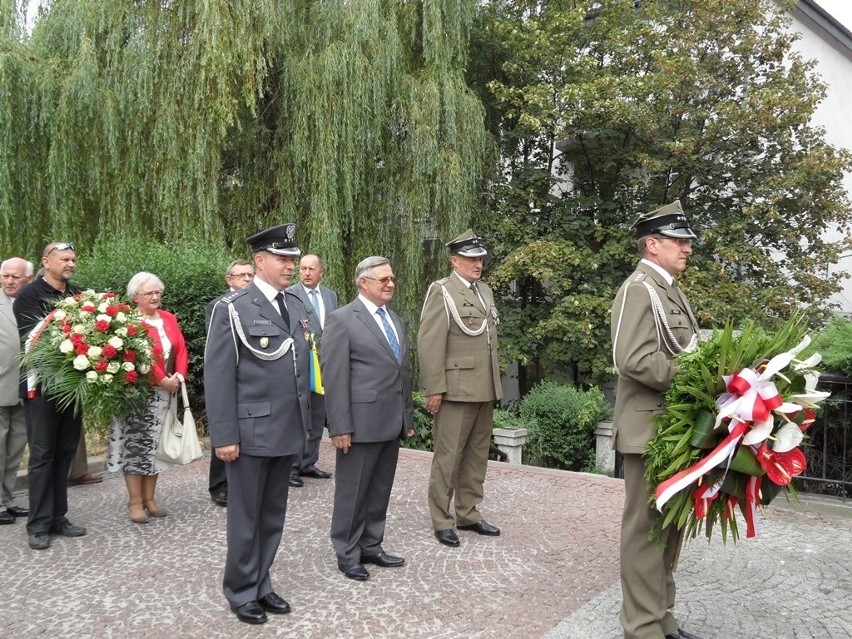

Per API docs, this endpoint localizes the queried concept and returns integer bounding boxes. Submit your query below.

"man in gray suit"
[204,224,311,625]
[0,257,33,525]
[611,201,702,639]
[286,254,337,486]
[321,256,414,581]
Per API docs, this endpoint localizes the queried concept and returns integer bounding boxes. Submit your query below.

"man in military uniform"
[418,230,502,548]
[610,201,702,639]
[204,224,310,625]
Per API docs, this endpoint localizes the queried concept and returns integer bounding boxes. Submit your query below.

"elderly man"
[286,254,338,486]
[322,256,414,581]
[204,224,310,624]
[419,230,502,548]
[13,243,86,549]
[205,259,254,507]
[0,258,34,525]
[611,201,702,639]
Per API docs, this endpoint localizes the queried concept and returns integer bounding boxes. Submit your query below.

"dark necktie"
[470,282,485,310]
[376,307,401,363]
[274,292,290,327]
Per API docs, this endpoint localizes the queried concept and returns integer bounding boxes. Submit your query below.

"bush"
[519,381,610,471]
[75,238,238,427]
[809,315,852,378]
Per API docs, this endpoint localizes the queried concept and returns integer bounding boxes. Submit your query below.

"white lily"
[743,415,774,446]
[772,422,804,453]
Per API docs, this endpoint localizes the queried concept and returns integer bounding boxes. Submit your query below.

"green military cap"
[633,200,697,239]
[246,223,301,256]
[447,229,487,257]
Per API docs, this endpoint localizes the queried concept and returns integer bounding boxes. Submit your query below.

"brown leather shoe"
[68,473,103,486]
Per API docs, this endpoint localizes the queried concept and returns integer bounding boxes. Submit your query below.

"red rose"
[75,343,89,355]
[95,320,110,332]
[122,350,137,362]
[95,360,109,372]
[103,345,118,359]
[81,303,96,313]
[70,333,84,345]
[103,292,116,299]
[119,303,131,312]
[124,370,139,383]
[106,305,119,317]
[62,323,72,334]
[127,325,138,337]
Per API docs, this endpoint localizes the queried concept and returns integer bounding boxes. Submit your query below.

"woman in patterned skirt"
[106,272,188,523]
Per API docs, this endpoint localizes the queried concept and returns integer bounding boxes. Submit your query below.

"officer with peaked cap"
[611,201,703,639]
[204,223,311,624]
[418,229,503,548]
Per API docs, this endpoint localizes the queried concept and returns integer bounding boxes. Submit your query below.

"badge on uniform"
[490,306,500,324]
[260,337,269,349]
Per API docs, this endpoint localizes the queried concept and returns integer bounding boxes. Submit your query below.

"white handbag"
[156,381,203,465]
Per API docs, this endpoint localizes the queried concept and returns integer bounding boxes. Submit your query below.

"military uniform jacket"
[610,262,698,454]
[204,283,311,457]
[418,274,502,402]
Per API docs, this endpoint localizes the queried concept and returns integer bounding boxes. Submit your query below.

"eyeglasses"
[227,272,253,279]
[138,290,163,298]
[652,235,693,246]
[364,275,396,285]
[43,242,76,257]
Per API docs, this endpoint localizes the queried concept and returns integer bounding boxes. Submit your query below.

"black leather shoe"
[50,520,87,537]
[6,506,28,518]
[299,467,332,479]
[435,529,460,547]
[362,551,405,568]
[665,634,681,639]
[28,532,50,549]
[673,629,703,639]
[458,520,500,536]
[211,488,227,507]
[289,474,304,487]
[0,511,14,525]
[258,592,291,614]
[338,563,370,581]
[231,601,267,624]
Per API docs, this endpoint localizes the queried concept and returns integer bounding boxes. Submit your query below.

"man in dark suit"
[418,230,503,548]
[204,224,311,625]
[14,243,86,550]
[286,254,337,487]
[0,258,33,526]
[321,255,414,581]
[611,201,702,639]
[204,259,254,507]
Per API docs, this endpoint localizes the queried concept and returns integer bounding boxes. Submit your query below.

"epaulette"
[630,271,647,283]
[220,289,248,304]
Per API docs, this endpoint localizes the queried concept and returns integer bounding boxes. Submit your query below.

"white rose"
[59,340,74,354]
[53,310,67,321]
[97,303,109,313]
[96,314,112,323]
[122,362,135,372]
[72,355,90,371]
[85,371,98,383]
[87,346,103,359]
[116,312,127,323]
[73,324,86,334]
[115,327,128,337]
[107,361,121,374]
[138,363,150,374]
[101,374,114,384]
[108,337,123,349]
[61,297,77,307]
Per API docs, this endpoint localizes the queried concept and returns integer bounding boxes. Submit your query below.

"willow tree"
[469,0,852,387]
[0,0,489,320]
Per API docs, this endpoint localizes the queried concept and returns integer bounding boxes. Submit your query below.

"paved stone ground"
[1,443,850,638]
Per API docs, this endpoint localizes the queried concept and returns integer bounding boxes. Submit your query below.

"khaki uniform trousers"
[620,453,682,639]
[428,400,493,530]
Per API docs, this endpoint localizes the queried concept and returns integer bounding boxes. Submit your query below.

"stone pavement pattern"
[0,444,850,639]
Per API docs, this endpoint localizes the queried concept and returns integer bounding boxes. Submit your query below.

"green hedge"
[808,315,852,378]
[74,238,241,427]
[518,381,610,472]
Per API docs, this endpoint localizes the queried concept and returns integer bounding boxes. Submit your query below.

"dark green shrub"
[402,392,434,451]
[519,381,610,471]
[808,316,852,378]
[75,238,241,426]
